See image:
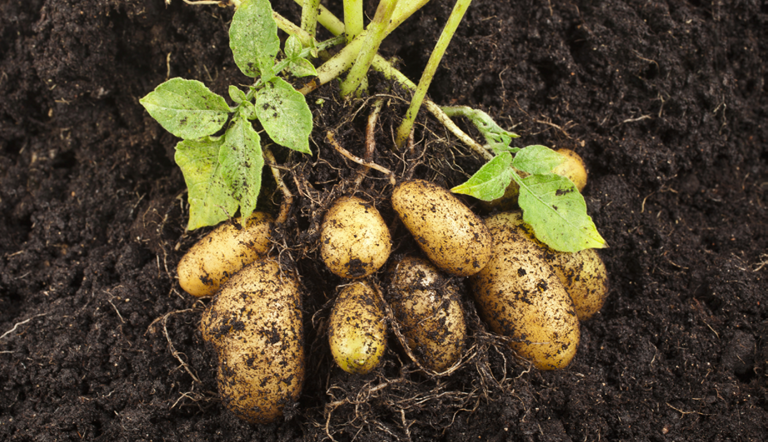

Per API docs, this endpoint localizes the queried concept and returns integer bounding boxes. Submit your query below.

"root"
[264,147,294,225]
[326,131,396,187]
[353,98,385,189]
[147,307,203,384]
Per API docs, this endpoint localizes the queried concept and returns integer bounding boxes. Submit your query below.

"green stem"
[343,0,364,42]
[395,0,472,148]
[300,0,321,43]
[340,0,400,97]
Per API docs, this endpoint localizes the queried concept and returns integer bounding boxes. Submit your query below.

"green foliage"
[450,109,606,252]
[140,0,317,230]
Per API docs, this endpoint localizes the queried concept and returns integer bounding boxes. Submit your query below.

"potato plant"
[146,0,611,425]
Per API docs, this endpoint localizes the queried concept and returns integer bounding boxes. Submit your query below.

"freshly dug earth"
[1,0,766,441]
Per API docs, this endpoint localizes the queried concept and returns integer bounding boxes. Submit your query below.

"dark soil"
[1,0,767,440]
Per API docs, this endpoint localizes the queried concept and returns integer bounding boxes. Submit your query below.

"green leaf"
[451,152,514,201]
[515,173,607,252]
[512,145,567,175]
[287,58,318,78]
[230,0,279,80]
[254,77,312,154]
[284,34,303,60]
[174,136,238,230]
[228,85,247,104]
[140,78,230,139]
[218,117,264,225]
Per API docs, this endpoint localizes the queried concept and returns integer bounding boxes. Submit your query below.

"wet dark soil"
[1,0,767,440]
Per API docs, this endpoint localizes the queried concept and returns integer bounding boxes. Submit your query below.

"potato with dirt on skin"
[328,281,387,374]
[320,196,392,279]
[389,256,467,372]
[470,213,580,370]
[500,211,609,321]
[200,259,304,424]
[391,180,492,276]
[177,212,273,297]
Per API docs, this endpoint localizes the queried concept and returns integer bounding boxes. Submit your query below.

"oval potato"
[320,196,392,279]
[553,148,588,191]
[470,213,580,370]
[391,180,492,276]
[499,211,609,321]
[200,259,304,424]
[389,256,467,372]
[178,212,273,297]
[328,281,387,374]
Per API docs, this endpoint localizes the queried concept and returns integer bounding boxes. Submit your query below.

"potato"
[391,180,492,276]
[328,281,387,374]
[178,212,273,297]
[389,256,467,372]
[499,211,609,321]
[470,213,580,370]
[200,259,304,424]
[320,196,392,279]
[552,148,588,191]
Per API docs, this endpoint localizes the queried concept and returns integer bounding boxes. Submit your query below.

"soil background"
[1,0,767,441]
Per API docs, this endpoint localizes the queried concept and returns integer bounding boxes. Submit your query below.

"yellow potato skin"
[470,213,580,370]
[391,180,492,276]
[328,281,387,374]
[499,211,609,321]
[320,196,392,279]
[178,212,273,297]
[389,256,467,372]
[200,259,304,424]
[553,148,587,192]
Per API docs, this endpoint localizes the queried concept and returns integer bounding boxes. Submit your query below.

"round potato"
[389,256,467,372]
[320,196,392,279]
[200,259,304,424]
[178,212,273,297]
[391,180,492,276]
[498,211,609,321]
[553,148,588,191]
[470,213,580,370]
[328,281,387,374]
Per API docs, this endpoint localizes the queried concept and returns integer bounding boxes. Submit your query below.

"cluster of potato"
[178,149,609,423]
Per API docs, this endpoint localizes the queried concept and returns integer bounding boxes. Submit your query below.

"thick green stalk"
[300,0,322,41]
[395,0,472,147]
[343,0,364,42]
[339,0,400,97]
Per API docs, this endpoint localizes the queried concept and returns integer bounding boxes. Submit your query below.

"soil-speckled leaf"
[451,152,514,200]
[218,117,264,225]
[140,78,230,139]
[287,58,318,78]
[512,145,567,175]
[515,173,607,252]
[174,137,238,230]
[230,0,279,79]
[255,77,312,154]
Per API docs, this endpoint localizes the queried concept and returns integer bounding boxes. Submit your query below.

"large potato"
[391,180,492,276]
[320,196,392,279]
[470,213,580,370]
[200,259,304,424]
[499,211,609,321]
[389,256,467,372]
[178,212,273,297]
[328,281,387,374]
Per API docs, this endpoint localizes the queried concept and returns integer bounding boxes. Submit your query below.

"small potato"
[498,212,609,321]
[200,259,304,424]
[328,281,387,374]
[389,256,467,372]
[391,180,492,276]
[470,213,580,370]
[320,196,392,279]
[178,212,273,297]
[552,148,588,191]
